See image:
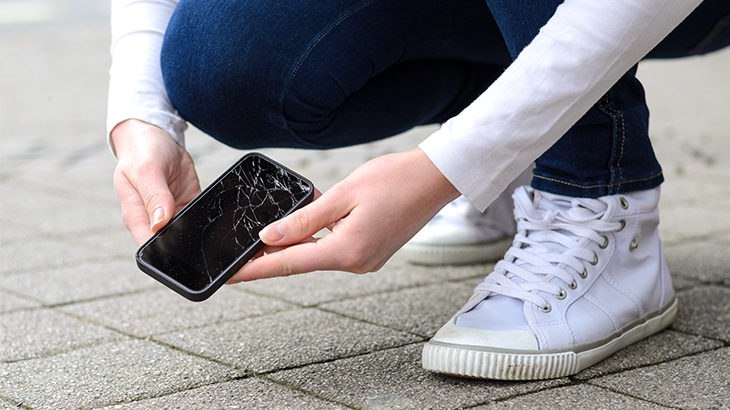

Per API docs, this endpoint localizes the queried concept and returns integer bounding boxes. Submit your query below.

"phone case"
[135,152,314,301]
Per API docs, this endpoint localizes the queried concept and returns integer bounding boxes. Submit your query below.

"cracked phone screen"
[138,154,312,292]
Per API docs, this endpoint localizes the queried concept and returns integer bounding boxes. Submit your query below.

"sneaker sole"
[401,237,513,266]
[422,297,678,380]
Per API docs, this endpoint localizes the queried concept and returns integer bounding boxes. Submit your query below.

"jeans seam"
[532,170,663,190]
[281,0,380,133]
[597,95,626,194]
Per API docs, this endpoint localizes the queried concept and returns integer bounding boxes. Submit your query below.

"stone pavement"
[1,3,729,409]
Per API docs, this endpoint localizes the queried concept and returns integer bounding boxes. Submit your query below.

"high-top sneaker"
[422,186,676,380]
[402,167,533,265]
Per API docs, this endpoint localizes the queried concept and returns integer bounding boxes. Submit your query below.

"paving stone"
[60,287,295,338]
[590,348,730,409]
[16,166,119,208]
[155,308,421,373]
[659,205,730,244]
[669,275,701,291]
[239,269,442,308]
[106,377,346,410]
[0,217,42,245]
[659,179,730,210]
[472,384,670,409]
[0,399,21,410]
[271,343,568,410]
[73,226,140,258]
[321,281,476,337]
[0,259,158,305]
[665,239,730,285]
[0,237,94,275]
[0,290,40,313]
[0,339,241,410]
[0,183,120,236]
[0,308,123,362]
[573,330,723,380]
[671,286,730,342]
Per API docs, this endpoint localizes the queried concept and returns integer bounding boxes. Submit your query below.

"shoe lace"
[472,188,624,311]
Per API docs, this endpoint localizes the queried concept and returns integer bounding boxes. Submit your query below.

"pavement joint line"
[584,380,685,410]
[253,339,428,379]
[256,374,361,410]
[313,303,434,339]
[0,395,32,410]
[232,269,488,310]
[0,254,128,277]
[90,375,259,410]
[457,378,576,409]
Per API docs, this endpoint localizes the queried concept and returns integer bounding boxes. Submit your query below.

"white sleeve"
[419,0,701,211]
[107,0,186,153]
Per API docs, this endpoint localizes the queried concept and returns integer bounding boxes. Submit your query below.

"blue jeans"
[161,0,730,198]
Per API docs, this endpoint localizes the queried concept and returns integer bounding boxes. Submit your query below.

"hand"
[111,119,201,246]
[227,148,460,282]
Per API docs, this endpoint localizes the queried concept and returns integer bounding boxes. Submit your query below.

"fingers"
[259,188,346,247]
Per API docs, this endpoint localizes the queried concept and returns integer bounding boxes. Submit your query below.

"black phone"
[136,152,314,301]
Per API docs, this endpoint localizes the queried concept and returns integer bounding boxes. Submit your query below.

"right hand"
[111,119,201,246]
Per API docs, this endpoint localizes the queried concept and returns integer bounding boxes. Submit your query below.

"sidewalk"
[1,6,729,409]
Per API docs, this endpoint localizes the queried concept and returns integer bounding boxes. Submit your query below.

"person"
[108,0,730,380]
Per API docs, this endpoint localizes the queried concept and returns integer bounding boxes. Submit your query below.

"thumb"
[259,191,343,246]
[135,172,177,233]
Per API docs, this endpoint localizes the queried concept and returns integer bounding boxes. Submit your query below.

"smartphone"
[136,152,314,301]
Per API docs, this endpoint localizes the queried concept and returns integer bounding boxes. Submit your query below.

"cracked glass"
[137,153,313,299]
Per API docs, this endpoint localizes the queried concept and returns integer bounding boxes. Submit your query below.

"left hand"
[227,148,459,282]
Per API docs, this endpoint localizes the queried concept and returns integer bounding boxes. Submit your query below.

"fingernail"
[151,208,165,229]
[261,222,285,242]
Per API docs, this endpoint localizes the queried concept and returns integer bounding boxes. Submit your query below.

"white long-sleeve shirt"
[107,0,701,209]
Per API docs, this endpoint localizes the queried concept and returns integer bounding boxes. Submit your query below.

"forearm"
[420,0,701,211]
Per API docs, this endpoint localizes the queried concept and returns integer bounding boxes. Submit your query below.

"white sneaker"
[402,167,533,265]
[422,186,676,380]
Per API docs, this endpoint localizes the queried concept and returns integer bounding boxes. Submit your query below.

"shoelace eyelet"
[579,268,588,279]
[618,220,626,231]
[630,239,638,252]
[599,235,609,249]
[569,280,578,290]
[538,302,552,313]
[555,289,567,300]
[590,252,599,266]
[620,197,629,209]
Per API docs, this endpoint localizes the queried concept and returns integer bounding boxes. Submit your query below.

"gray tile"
[669,275,700,291]
[321,281,476,337]
[0,237,94,275]
[671,286,730,342]
[238,268,442,307]
[0,217,42,245]
[473,384,670,409]
[0,183,121,236]
[590,348,730,409]
[665,240,730,285]
[0,308,123,362]
[155,309,421,373]
[74,228,139,258]
[271,343,568,410]
[0,339,241,410]
[0,290,40,313]
[0,399,21,410]
[106,377,346,410]
[573,330,723,380]
[0,259,158,305]
[660,179,730,210]
[387,251,496,281]
[60,287,295,338]
[659,205,730,244]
